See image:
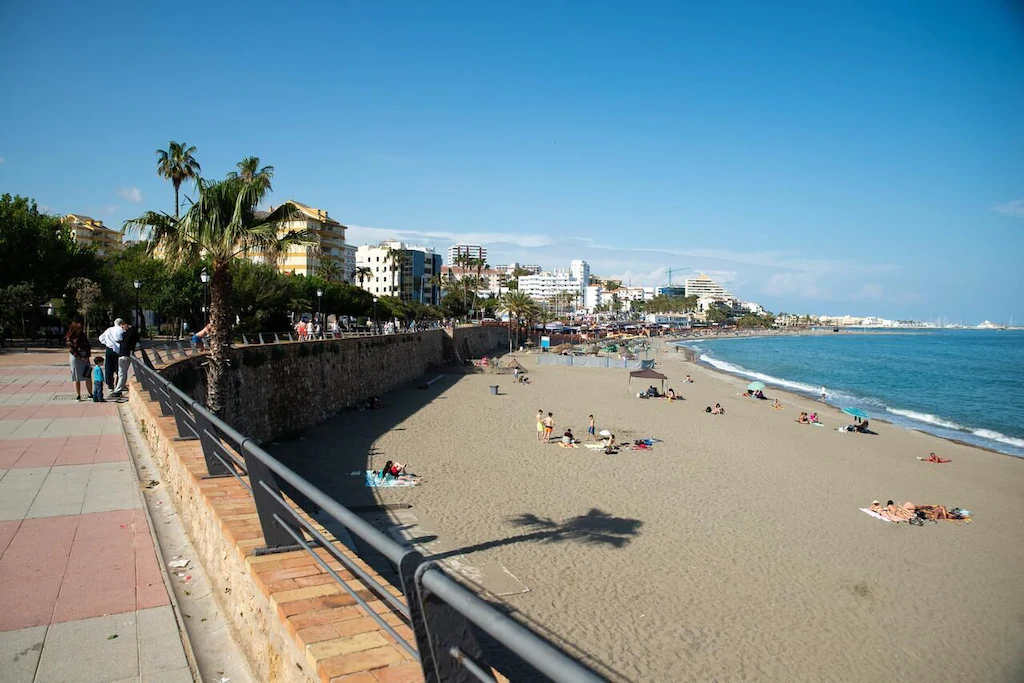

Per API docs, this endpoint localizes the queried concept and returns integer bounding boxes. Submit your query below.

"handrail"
[128,354,605,682]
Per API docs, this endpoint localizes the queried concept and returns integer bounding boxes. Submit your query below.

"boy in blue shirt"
[92,356,106,402]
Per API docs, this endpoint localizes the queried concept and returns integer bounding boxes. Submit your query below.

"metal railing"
[130,350,604,683]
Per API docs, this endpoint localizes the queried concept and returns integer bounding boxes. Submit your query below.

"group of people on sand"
[867,500,968,524]
[535,410,618,452]
[795,411,822,425]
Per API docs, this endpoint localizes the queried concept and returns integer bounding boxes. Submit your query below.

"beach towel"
[860,507,893,523]
[583,443,606,450]
[365,470,419,487]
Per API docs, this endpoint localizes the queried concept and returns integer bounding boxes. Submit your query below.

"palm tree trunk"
[205,260,233,414]
[173,182,180,219]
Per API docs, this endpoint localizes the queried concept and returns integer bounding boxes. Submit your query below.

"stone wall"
[159,326,508,444]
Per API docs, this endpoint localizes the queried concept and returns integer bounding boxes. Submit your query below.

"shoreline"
[665,336,1024,459]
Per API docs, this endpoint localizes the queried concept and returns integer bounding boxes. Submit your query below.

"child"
[92,356,106,402]
[587,415,596,441]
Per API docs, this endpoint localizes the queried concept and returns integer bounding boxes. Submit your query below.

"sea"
[676,329,1024,458]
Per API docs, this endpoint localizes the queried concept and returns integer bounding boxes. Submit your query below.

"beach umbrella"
[747,381,766,391]
[842,407,869,420]
[599,429,611,437]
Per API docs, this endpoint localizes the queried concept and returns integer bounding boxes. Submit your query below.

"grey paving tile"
[38,418,105,439]
[135,606,180,640]
[0,468,48,521]
[144,668,193,683]
[34,612,139,683]
[0,625,46,683]
[6,419,54,440]
[0,420,24,438]
[81,463,138,514]
[139,636,188,676]
[25,466,91,519]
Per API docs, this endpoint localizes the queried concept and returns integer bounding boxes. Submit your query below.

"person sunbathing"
[560,429,579,448]
[665,388,677,400]
[601,433,616,448]
[740,390,753,397]
[854,420,870,433]
[919,452,951,463]
[772,399,783,410]
[754,390,767,400]
[808,412,821,424]
[916,504,957,520]
[711,403,725,414]
[685,375,693,383]
[796,412,809,424]
[379,460,408,478]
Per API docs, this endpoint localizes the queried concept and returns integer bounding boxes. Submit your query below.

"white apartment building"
[447,244,487,265]
[495,262,541,275]
[684,273,732,299]
[355,240,443,305]
[583,285,653,312]
[518,260,589,304]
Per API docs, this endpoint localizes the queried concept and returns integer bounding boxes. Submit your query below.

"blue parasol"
[747,381,766,391]
[842,407,868,420]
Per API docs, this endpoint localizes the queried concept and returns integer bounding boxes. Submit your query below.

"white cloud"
[762,273,832,301]
[345,224,554,250]
[856,283,885,301]
[117,186,143,203]
[102,205,118,216]
[991,199,1024,217]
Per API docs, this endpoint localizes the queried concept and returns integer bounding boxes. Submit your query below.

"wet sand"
[273,341,1024,682]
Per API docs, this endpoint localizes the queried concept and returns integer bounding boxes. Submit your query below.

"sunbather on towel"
[560,429,579,448]
[796,412,809,424]
[918,452,951,463]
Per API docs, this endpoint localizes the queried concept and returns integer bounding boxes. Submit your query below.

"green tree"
[499,290,536,347]
[156,141,201,218]
[355,266,373,289]
[124,162,311,413]
[227,156,273,189]
[68,277,104,335]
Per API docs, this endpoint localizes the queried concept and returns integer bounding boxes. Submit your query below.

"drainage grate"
[50,394,79,402]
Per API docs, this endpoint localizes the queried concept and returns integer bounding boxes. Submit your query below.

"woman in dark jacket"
[65,320,92,401]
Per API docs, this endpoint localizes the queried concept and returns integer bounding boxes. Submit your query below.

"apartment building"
[356,241,443,305]
[63,214,123,257]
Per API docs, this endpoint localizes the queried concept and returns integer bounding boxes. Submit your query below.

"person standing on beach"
[588,415,596,441]
[820,385,827,402]
[542,413,555,443]
[536,409,544,441]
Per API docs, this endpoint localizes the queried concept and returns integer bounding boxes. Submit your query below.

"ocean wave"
[698,354,821,395]
[972,430,1024,449]
[884,408,966,431]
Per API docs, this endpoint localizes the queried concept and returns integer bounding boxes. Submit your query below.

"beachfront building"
[343,244,357,283]
[494,262,541,276]
[446,244,487,265]
[683,273,732,299]
[656,285,687,297]
[518,260,589,306]
[355,240,443,305]
[645,313,692,327]
[440,265,506,294]
[62,214,124,257]
[247,200,347,278]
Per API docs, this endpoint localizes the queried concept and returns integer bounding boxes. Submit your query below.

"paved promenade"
[0,351,193,683]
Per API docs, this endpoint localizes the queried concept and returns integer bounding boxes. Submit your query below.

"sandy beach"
[273,340,1024,682]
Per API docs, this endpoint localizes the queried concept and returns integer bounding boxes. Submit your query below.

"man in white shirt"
[98,319,127,391]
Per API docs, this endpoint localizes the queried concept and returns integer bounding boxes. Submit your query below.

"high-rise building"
[447,244,487,265]
[343,244,357,283]
[683,273,731,299]
[517,260,589,304]
[62,214,123,257]
[356,241,443,305]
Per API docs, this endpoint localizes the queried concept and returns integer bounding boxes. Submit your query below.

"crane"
[665,266,690,287]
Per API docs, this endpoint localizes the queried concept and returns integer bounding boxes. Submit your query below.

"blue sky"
[1,1,1022,323]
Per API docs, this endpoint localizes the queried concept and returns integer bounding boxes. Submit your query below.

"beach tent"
[629,368,668,394]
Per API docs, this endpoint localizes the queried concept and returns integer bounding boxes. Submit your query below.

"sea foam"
[698,354,820,394]
[885,408,966,431]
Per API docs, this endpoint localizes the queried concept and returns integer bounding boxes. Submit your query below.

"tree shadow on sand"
[428,508,642,561]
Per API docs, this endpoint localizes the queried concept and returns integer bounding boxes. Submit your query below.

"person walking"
[111,322,140,398]
[587,414,596,441]
[536,409,544,441]
[98,318,127,392]
[64,320,92,402]
[820,385,827,403]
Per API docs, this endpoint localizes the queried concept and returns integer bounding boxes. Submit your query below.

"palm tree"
[155,141,201,218]
[355,266,373,289]
[383,245,404,300]
[124,162,311,414]
[227,156,274,190]
[500,290,536,348]
[317,259,342,283]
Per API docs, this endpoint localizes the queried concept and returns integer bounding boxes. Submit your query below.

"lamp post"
[133,280,142,333]
[200,268,210,326]
[372,296,378,335]
[316,288,323,338]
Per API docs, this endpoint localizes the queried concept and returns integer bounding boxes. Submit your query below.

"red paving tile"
[0,516,79,631]
[0,521,20,558]
[0,510,170,630]
[51,509,139,623]
[1,435,127,469]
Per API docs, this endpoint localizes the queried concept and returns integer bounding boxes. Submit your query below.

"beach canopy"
[842,407,869,419]
[629,368,668,393]
[747,381,766,391]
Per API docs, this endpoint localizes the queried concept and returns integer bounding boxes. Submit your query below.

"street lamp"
[372,296,378,335]
[133,280,142,332]
[316,288,323,338]
[200,268,210,325]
